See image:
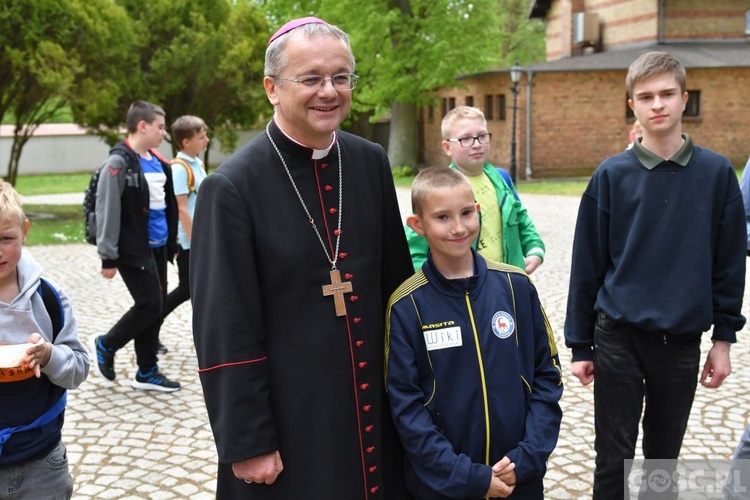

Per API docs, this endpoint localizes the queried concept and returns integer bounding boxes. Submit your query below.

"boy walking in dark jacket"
[386,167,563,499]
[90,100,180,392]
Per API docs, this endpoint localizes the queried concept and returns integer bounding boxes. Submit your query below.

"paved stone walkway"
[27,189,749,499]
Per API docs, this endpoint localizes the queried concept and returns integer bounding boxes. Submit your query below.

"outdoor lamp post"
[509,60,522,184]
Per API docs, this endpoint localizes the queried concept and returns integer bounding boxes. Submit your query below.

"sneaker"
[131,367,181,392]
[89,335,116,383]
[157,342,168,355]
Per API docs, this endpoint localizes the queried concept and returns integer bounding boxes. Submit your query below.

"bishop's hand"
[233,450,284,485]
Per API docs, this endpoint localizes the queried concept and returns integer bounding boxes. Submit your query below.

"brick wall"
[682,67,750,167]
[665,0,748,39]
[545,1,572,60]
[597,2,659,47]
[423,67,750,178]
[545,0,748,54]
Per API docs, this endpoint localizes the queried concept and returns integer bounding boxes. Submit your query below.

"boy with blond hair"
[386,167,562,499]
[0,181,89,498]
[406,106,545,274]
[160,115,209,322]
[565,51,746,498]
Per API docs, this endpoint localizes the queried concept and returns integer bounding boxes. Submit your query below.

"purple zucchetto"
[268,17,327,45]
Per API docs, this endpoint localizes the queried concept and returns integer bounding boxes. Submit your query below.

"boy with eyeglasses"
[405,106,545,274]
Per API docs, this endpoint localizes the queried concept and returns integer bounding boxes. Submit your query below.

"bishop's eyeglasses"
[446,133,492,148]
[272,73,359,91]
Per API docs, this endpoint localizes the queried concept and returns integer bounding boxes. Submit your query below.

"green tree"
[258,0,544,169]
[0,0,135,184]
[81,0,269,166]
[495,0,545,66]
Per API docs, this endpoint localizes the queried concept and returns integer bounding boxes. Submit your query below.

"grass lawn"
[24,204,86,246]
[16,173,90,196]
[14,174,90,246]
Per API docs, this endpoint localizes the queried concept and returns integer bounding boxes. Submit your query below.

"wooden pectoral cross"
[322,270,353,317]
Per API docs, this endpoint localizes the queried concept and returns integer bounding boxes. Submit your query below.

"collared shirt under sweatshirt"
[565,135,746,362]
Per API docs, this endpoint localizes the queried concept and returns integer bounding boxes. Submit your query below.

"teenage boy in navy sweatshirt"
[565,51,746,499]
[386,166,563,499]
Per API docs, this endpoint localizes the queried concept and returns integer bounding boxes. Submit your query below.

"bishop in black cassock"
[190,117,414,499]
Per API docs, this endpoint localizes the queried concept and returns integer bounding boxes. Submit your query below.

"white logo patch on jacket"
[423,326,462,351]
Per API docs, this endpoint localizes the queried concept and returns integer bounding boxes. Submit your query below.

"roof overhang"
[528,0,551,19]
[455,41,750,80]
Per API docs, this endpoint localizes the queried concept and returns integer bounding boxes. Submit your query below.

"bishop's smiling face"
[264,32,354,149]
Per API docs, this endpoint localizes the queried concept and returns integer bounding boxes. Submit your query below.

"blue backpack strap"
[0,391,67,458]
[494,167,520,201]
[37,278,64,341]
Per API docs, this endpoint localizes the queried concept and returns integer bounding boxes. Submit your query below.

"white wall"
[0,124,261,175]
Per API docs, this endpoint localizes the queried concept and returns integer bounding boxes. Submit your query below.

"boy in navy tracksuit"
[385,167,563,499]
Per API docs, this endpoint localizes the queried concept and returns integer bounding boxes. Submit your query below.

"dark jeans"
[592,313,701,500]
[163,247,190,318]
[103,245,168,371]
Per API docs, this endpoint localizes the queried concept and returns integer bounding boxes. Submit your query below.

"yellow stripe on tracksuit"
[464,291,491,472]
[488,259,561,382]
[384,271,428,389]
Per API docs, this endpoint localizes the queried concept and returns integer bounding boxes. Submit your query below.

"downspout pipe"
[658,0,665,44]
[525,70,534,180]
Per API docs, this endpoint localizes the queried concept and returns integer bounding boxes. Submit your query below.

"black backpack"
[37,278,64,341]
[83,150,132,245]
[83,167,103,245]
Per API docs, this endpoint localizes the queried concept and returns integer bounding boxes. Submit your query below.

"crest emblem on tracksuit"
[491,311,515,339]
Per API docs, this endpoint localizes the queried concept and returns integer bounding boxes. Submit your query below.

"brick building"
[421,0,750,179]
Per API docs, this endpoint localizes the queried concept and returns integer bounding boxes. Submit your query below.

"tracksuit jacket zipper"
[463,283,492,469]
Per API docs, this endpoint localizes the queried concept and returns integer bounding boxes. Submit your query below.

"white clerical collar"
[273,117,336,159]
